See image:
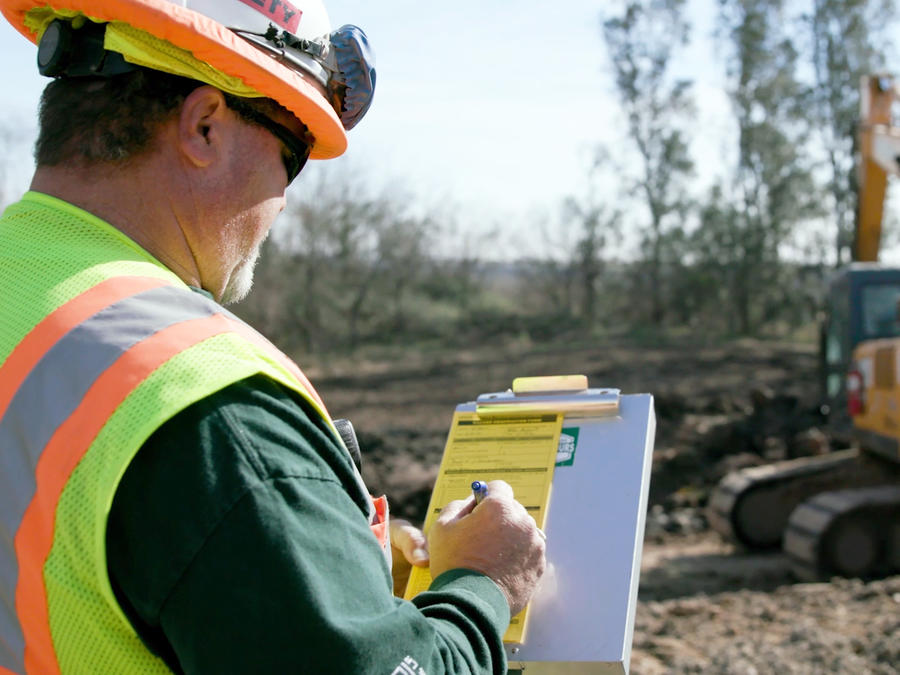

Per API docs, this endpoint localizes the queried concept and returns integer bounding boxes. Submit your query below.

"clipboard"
[406,376,656,674]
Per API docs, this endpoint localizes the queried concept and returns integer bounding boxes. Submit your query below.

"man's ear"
[177,86,231,169]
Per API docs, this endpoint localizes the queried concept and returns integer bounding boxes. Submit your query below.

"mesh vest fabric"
[0,192,337,673]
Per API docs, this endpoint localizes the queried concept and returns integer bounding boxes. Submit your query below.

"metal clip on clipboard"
[475,374,620,418]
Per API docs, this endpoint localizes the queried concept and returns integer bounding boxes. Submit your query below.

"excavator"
[709,75,900,580]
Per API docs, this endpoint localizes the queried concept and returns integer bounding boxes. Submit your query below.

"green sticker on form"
[556,427,579,466]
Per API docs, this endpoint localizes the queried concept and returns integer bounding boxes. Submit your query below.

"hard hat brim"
[1,0,347,159]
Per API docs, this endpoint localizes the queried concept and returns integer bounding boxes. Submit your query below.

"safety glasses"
[224,95,313,185]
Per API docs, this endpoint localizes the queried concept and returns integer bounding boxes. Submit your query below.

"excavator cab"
[821,265,900,439]
[711,264,900,580]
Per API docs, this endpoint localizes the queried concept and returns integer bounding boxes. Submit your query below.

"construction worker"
[0,1,546,673]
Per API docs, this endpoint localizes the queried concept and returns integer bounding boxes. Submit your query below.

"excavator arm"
[857,75,899,261]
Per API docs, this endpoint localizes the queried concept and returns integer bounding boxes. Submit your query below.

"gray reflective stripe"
[0,285,221,672]
[0,572,21,673]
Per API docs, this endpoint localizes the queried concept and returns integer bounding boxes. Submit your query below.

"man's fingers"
[483,480,514,501]
[390,519,429,566]
[427,478,547,615]
[437,497,474,523]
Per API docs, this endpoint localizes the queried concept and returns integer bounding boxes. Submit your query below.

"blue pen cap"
[471,480,488,504]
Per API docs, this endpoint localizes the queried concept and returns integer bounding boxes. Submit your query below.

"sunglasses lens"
[224,96,311,186]
[285,158,299,184]
[283,146,305,185]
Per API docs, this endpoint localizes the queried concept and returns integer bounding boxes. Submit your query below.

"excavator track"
[708,449,889,550]
[784,485,900,581]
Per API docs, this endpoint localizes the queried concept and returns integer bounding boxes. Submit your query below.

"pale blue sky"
[320,0,728,257]
[0,0,724,251]
[0,1,768,258]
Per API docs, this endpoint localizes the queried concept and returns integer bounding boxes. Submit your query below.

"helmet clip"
[37,19,137,78]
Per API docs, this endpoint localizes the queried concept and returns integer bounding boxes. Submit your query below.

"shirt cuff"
[427,569,511,629]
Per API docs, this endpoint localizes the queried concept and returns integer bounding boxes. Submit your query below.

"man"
[0,1,545,673]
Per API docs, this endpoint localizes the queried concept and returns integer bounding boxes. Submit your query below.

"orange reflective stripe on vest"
[0,277,176,674]
[21,316,250,674]
[370,495,389,550]
[0,279,338,673]
[224,319,327,411]
[0,276,170,420]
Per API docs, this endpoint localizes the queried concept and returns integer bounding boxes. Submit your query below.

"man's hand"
[390,518,429,595]
[426,480,546,616]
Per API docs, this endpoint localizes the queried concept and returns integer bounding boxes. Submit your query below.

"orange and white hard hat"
[0,0,376,159]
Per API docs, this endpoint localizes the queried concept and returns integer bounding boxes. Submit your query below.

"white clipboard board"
[458,378,656,674]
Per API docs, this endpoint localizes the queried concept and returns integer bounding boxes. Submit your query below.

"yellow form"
[403,410,563,644]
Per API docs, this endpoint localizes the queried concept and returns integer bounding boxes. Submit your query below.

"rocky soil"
[308,338,900,674]
[635,530,900,674]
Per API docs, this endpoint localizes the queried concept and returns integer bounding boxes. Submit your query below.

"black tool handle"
[333,418,362,471]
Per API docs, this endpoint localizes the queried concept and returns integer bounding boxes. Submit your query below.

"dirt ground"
[307,337,899,674]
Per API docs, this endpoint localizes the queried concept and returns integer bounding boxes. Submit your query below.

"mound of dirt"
[314,338,823,519]
[635,532,900,674]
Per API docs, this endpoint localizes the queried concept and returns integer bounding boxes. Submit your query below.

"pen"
[470,479,547,541]
[471,480,488,504]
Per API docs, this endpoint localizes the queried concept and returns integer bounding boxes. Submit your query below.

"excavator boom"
[857,76,898,262]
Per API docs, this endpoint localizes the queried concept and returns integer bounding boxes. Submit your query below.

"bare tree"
[601,0,695,327]
[236,169,438,352]
[707,0,822,334]
[562,188,621,330]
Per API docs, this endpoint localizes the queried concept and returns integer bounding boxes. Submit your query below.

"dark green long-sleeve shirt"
[106,374,510,674]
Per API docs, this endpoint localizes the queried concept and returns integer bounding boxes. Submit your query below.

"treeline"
[234,170,826,354]
[238,1,896,354]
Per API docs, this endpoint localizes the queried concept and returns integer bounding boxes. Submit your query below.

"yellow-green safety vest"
[0,192,384,674]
